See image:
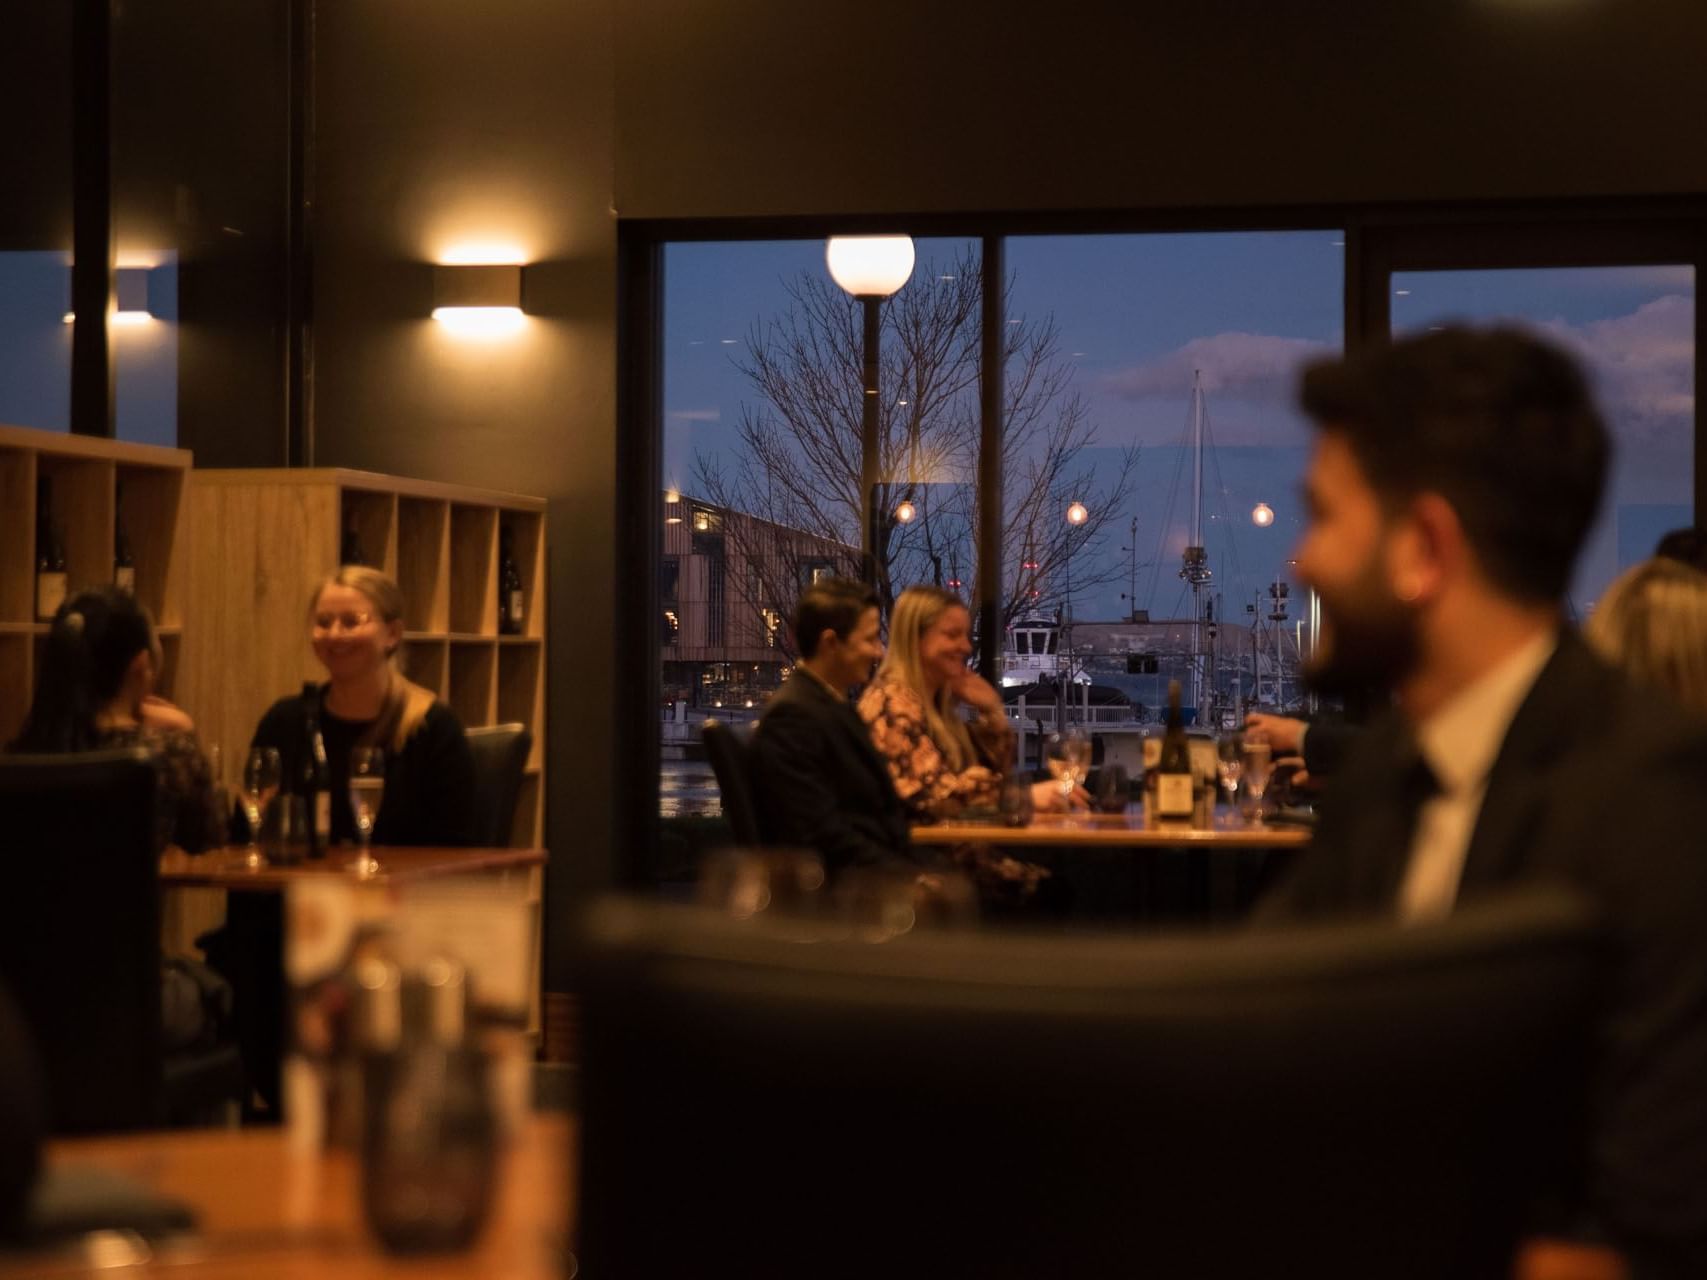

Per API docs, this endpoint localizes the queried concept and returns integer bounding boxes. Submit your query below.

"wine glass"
[242,747,281,869]
[349,747,386,878]
[1044,728,1092,819]
[1216,734,1245,824]
[1242,735,1274,828]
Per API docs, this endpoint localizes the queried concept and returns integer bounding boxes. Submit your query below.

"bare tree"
[694,246,1139,642]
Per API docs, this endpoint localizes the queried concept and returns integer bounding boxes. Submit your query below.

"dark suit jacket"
[1301,719,1354,777]
[750,672,920,876]
[1260,632,1707,1275]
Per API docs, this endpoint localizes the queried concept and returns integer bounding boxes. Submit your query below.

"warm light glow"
[63,311,154,327]
[1251,501,1275,528]
[894,500,917,524]
[825,236,916,299]
[440,243,527,266]
[1065,501,1089,526]
[431,306,526,338]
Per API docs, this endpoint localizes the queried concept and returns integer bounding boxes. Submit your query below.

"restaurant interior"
[2,0,1706,1275]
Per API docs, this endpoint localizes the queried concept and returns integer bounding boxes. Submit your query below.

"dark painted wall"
[614,0,1707,220]
[309,0,617,987]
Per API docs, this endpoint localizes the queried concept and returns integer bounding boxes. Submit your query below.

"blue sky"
[664,236,1694,622]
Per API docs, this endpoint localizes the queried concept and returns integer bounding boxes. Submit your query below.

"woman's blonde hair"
[308,564,437,751]
[874,585,977,770]
[1586,556,1707,719]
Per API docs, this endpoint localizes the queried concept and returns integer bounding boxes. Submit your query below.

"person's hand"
[1031,779,1091,813]
[950,669,1005,717]
[1243,712,1306,755]
[140,695,196,735]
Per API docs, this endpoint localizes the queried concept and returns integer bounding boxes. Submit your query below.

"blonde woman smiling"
[859,585,1080,822]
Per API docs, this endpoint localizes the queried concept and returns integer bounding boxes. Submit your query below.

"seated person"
[750,578,920,877]
[226,566,479,1114]
[1256,326,1707,1277]
[9,588,230,1054]
[251,565,478,848]
[1653,525,1707,572]
[1585,556,1707,718]
[9,586,224,854]
[859,585,1072,821]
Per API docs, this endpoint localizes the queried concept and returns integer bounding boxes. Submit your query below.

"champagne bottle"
[114,480,136,595]
[301,683,332,858]
[499,524,524,635]
[35,477,67,621]
[1155,680,1195,821]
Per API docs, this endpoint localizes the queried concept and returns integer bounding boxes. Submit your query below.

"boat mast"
[1178,371,1213,719]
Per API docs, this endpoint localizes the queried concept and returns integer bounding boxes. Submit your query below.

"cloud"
[1100,332,1337,405]
[667,408,722,422]
[1537,294,1695,432]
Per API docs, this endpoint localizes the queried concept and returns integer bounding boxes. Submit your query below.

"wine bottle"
[35,477,67,621]
[341,508,365,567]
[114,480,136,595]
[499,524,524,635]
[1154,680,1195,821]
[301,682,332,858]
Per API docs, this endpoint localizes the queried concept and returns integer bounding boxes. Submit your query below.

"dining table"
[159,845,547,892]
[910,806,1310,922]
[1,1113,573,1280]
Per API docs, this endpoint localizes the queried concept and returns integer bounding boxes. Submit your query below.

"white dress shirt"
[1396,628,1559,923]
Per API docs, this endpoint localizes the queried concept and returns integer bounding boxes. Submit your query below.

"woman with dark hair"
[10,586,223,854]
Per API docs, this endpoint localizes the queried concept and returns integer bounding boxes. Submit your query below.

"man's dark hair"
[1654,526,1707,573]
[792,578,879,659]
[1299,326,1608,604]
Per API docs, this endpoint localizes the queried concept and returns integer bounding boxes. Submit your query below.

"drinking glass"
[350,747,386,878]
[1216,734,1245,823]
[1242,735,1274,828]
[1044,729,1093,819]
[242,747,281,869]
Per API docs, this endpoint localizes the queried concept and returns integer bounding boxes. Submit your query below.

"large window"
[1391,265,1695,616]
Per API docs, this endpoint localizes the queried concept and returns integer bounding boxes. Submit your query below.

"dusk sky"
[664,236,1694,623]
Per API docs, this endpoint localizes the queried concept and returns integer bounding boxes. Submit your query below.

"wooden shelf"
[181,467,547,867]
[0,424,191,747]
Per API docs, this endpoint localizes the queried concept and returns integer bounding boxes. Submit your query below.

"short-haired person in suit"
[751,578,927,878]
[1257,327,1707,1278]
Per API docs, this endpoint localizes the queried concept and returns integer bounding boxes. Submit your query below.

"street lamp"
[894,499,917,524]
[1060,500,1088,728]
[827,235,916,587]
[1251,501,1274,528]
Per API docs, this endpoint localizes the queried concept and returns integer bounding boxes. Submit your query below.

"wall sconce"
[432,263,526,337]
[63,266,155,326]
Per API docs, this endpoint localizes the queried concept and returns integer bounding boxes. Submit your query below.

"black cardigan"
[251,688,480,848]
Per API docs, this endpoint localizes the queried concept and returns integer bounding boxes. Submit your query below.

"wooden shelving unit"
[0,424,191,748]
[180,468,548,851]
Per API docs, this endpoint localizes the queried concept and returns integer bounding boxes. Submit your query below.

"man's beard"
[1303,555,1422,701]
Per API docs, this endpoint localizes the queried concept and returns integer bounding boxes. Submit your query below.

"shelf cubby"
[497,641,544,773]
[340,488,398,577]
[0,450,34,625]
[400,637,449,699]
[116,463,186,628]
[448,639,498,729]
[449,505,498,636]
[398,498,450,633]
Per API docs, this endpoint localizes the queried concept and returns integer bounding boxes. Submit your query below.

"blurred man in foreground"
[1258,327,1707,1278]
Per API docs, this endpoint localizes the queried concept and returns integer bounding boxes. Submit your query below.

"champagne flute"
[1044,728,1093,820]
[1242,735,1274,828]
[1216,734,1245,824]
[242,747,281,869]
[349,746,386,878]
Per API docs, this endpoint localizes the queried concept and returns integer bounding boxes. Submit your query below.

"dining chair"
[465,723,533,846]
[0,750,164,1133]
[576,886,1603,1280]
[700,720,761,846]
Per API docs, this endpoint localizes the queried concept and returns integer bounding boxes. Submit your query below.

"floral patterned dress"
[857,675,1016,823]
[95,724,226,855]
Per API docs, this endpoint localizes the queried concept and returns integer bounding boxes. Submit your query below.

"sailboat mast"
[1191,373,1204,716]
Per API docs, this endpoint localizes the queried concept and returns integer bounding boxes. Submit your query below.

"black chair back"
[577,888,1602,1280]
[700,720,760,846]
[0,750,162,1134]
[465,723,532,846]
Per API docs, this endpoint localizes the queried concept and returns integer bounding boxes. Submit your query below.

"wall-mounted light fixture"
[63,266,155,326]
[432,263,526,337]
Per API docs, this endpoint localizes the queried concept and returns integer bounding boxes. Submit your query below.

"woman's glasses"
[312,611,375,633]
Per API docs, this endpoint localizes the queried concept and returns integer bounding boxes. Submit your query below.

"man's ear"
[1390,492,1464,604]
[816,628,839,655]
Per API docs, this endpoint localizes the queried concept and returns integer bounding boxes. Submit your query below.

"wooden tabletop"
[910,808,1311,849]
[159,846,548,890]
[4,1115,572,1279]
